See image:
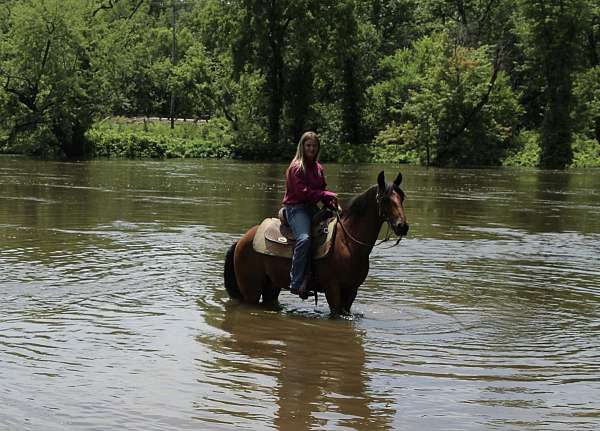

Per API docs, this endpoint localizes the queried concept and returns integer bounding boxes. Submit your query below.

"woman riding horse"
[282,131,338,299]
[224,167,409,316]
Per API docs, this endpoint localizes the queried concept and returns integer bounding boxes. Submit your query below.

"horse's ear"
[393,172,403,187]
[377,171,386,192]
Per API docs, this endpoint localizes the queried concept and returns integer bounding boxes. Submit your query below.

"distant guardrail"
[122,116,208,124]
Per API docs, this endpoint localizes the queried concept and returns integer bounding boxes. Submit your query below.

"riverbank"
[85,118,600,168]
[4,116,598,167]
[86,117,234,159]
[85,117,391,163]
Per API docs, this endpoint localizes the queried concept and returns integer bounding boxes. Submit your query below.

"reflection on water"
[1,157,600,430]
[198,304,392,430]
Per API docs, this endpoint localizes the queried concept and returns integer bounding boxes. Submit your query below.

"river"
[1,158,599,430]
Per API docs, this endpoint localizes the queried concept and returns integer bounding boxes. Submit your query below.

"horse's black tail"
[224,241,241,299]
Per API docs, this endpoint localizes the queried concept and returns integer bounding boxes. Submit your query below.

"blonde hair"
[291,131,320,172]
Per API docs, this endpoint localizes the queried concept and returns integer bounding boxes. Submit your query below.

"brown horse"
[224,171,409,316]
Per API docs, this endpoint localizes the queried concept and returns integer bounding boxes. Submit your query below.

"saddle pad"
[252,217,337,260]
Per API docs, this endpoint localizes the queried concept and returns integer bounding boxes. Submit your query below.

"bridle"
[334,185,406,248]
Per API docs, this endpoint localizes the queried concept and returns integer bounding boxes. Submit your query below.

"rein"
[334,210,373,247]
[333,202,401,249]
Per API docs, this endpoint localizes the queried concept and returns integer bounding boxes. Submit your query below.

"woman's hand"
[322,191,338,210]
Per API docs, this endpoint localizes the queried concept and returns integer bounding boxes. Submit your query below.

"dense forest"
[0,0,599,168]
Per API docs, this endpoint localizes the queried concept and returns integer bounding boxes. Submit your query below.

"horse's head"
[377,171,409,237]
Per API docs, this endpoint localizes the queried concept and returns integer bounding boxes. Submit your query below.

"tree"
[577,1,600,144]
[231,0,295,149]
[363,0,417,55]
[0,0,595,166]
[514,0,587,169]
[411,0,515,47]
[368,33,521,166]
[0,0,103,157]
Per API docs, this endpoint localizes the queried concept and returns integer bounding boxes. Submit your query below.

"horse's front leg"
[341,287,358,315]
[325,284,355,317]
[324,284,343,317]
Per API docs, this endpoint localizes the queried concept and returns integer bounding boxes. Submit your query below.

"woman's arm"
[318,164,337,207]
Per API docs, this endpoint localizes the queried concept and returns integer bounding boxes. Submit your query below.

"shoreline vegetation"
[87,117,234,160]
[1,1,599,168]
[81,117,600,168]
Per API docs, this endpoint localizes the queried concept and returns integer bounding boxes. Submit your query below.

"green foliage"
[370,123,419,164]
[366,33,522,166]
[87,117,233,159]
[570,135,600,168]
[513,0,589,169]
[1,0,599,167]
[170,42,215,119]
[502,130,541,167]
[572,66,600,141]
[357,0,418,55]
[0,0,103,157]
[225,69,270,159]
[93,8,172,116]
[320,141,371,164]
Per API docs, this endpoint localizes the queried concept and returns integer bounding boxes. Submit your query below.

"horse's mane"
[344,185,378,218]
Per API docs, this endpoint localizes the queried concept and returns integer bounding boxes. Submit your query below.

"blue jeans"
[285,204,318,292]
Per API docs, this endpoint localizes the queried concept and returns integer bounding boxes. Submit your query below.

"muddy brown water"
[1,158,599,430]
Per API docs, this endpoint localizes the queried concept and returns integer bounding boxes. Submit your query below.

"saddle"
[252,208,337,259]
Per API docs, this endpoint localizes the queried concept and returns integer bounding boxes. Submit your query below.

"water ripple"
[2,160,600,430]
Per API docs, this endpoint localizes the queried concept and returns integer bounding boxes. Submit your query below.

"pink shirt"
[282,160,332,205]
